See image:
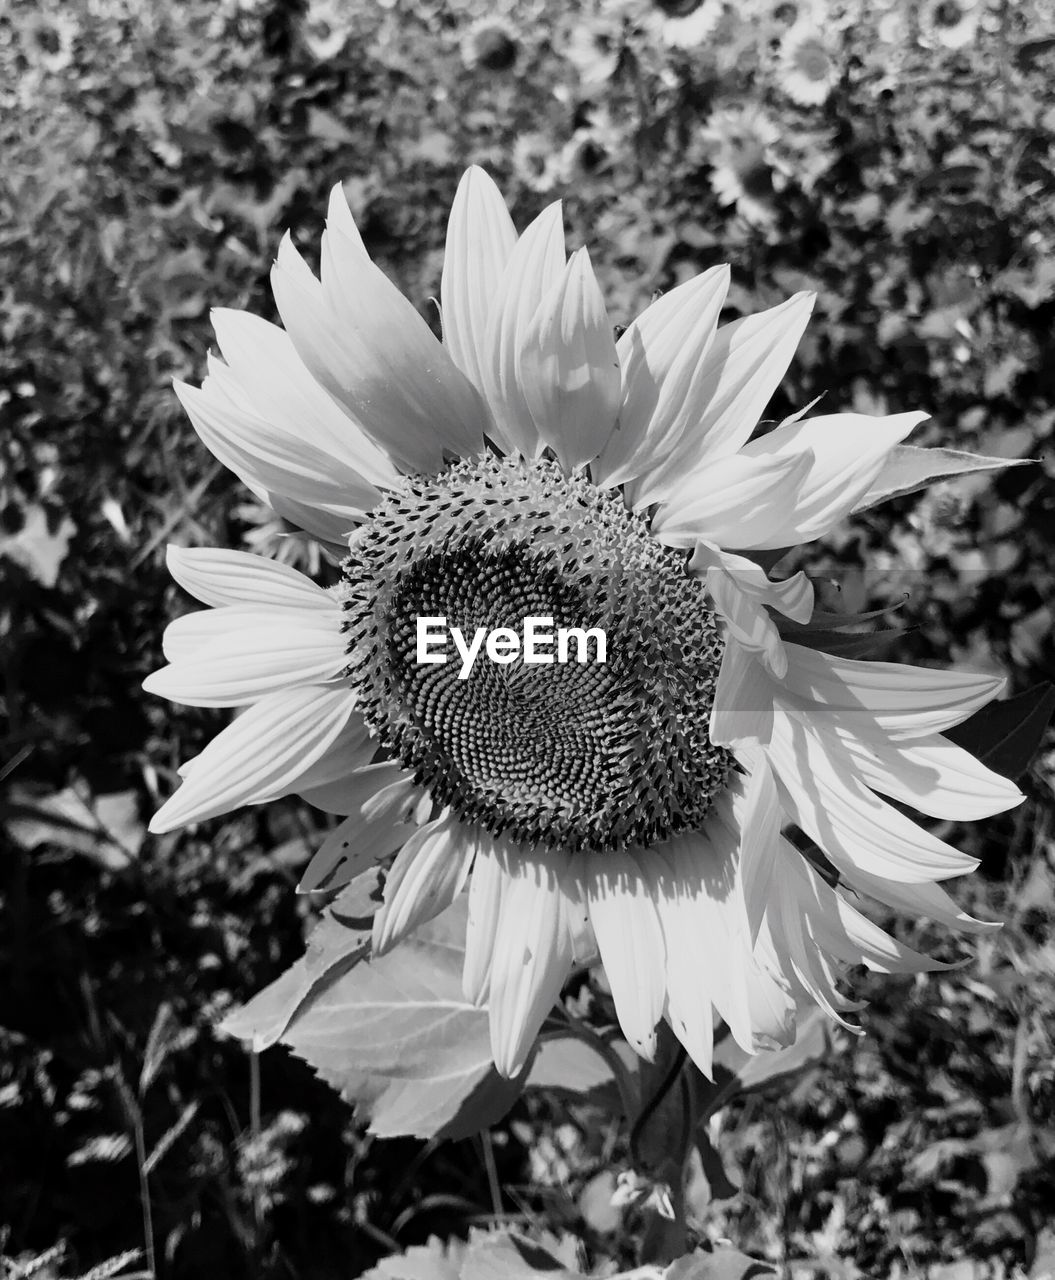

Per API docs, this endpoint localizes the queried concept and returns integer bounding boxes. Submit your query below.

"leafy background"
[1,0,1054,1276]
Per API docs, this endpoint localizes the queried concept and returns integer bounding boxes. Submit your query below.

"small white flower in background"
[16,5,77,75]
[700,105,786,226]
[778,22,840,106]
[301,0,354,61]
[646,0,725,50]
[512,131,564,193]
[919,0,981,49]
[145,167,1022,1080]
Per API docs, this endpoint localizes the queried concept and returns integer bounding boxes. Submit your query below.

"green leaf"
[0,504,76,587]
[460,1231,585,1280]
[712,1005,833,1095]
[218,872,376,1051]
[943,683,1055,779]
[852,445,1033,513]
[357,1235,467,1280]
[663,1247,776,1279]
[276,897,526,1139]
[4,785,143,869]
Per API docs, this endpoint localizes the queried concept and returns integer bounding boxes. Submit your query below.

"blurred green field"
[1,0,1054,1276]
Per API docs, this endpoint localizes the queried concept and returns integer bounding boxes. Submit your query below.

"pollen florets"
[339,455,731,853]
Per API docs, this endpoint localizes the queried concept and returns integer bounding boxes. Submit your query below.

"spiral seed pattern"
[339,455,730,853]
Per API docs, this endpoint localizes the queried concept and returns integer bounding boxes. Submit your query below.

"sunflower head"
[147,165,1023,1082]
[338,454,730,854]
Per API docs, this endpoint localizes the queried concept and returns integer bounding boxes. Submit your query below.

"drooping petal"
[734,411,927,546]
[165,545,335,611]
[711,753,782,943]
[704,562,789,679]
[479,201,567,458]
[692,543,815,680]
[839,866,1000,934]
[651,449,814,550]
[652,828,758,1060]
[144,621,347,707]
[519,247,621,471]
[781,845,952,975]
[593,266,730,490]
[271,217,488,475]
[148,685,358,833]
[209,308,400,490]
[780,643,1008,738]
[462,831,507,1005]
[709,637,776,749]
[766,708,981,883]
[760,879,864,1029]
[629,291,816,508]
[690,543,814,622]
[811,723,1024,821]
[487,844,576,1077]
[372,812,476,954]
[441,166,518,409]
[585,849,666,1059]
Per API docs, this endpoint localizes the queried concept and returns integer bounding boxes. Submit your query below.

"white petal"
[705,564,788,679]
[709,638,775,749]
[297,759,414,818]
[479,201,567,458]
[462,831,507,1005]
[145,621,347,706]
[487,845,575,1077]
[690,543,814,622]
[839,866,1000,934]
[372,812,476,954]
[735,411,927,545]
[629,292,816,508]
[783,848,950,975]
[651,829,757,1060]
[271,227,487,475]
[593,266,730,489]
[166,545,332,610]
[651,448,813,550]
[712,754,781,943]
[148,685,358,833]
[812,724,1024,821]
[519,247,621,471]
[780,643,1007,738]
[162,606,278,663]
[175,380,368,542]
[441,166,518,406]
[298,764,414,892]
[766,708,981,883]
[209,308,400,490]
[585,849,666,1059]
[281,716,373,803]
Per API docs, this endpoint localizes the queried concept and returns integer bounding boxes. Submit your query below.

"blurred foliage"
[1,0,1054,1275]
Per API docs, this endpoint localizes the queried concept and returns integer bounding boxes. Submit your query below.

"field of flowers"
[2,0,1054,1277]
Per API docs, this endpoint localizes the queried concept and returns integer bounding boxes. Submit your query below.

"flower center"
[339,456,731,853]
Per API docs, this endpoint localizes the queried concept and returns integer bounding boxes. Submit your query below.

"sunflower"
[918,0,980,50]
[652,0,725,49]
[460,16,520,72]
[699,105,785,227]
[146,168,1022,1079]
[777,21,840,107]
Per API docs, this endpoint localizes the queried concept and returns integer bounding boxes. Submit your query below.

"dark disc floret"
[339,455,731,853]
